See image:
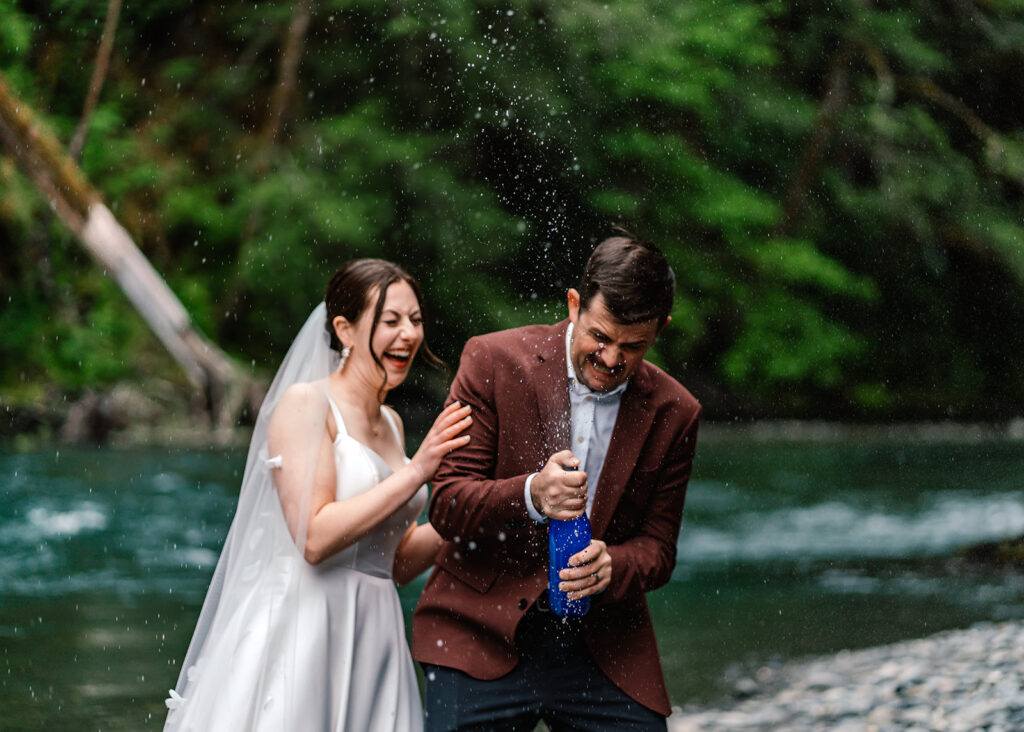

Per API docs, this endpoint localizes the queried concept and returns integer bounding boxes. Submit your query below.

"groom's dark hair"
[579,229,675,326]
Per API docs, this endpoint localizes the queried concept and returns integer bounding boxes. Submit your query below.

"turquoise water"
[3,436,1024,728]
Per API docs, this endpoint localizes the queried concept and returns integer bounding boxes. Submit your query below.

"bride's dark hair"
[324,259,446,400]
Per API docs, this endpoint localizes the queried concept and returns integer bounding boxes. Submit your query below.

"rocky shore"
[6,381,1024,450]
[668,620,1024,731]
[1,380,253,448]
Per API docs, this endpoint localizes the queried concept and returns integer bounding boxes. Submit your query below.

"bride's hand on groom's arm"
[408,402,473,484]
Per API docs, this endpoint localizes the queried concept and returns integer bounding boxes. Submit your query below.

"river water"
[3,432,1023,729]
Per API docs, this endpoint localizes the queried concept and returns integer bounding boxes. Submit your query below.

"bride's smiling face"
[345,281,424,390]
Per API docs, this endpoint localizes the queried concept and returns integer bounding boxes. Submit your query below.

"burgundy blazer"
[411,320,700,716]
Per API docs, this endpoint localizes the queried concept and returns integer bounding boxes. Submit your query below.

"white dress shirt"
[524,322,627,522]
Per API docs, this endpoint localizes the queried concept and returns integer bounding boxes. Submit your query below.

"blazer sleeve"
[601,405,700,604]
[428,336,532,540]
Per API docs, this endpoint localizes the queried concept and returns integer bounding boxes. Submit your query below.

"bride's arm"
[269,386,471,565]
[304,466,431,565]
[268,384,429,565]
[392,522,443,586]
[388,406,450,585]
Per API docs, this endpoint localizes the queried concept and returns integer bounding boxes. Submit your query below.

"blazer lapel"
[533,322,572,461]
[590,368,655,538]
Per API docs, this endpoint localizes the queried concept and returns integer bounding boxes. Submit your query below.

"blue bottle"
[547,467,591,617]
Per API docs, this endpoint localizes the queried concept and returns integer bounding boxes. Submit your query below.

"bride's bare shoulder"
[271,380,329,421]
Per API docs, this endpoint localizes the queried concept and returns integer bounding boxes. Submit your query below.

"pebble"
[669,620,1024,731]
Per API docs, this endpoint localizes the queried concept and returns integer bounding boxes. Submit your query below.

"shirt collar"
[565,322,629,399]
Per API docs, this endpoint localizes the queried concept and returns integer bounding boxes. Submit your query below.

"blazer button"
[517,598,527,611]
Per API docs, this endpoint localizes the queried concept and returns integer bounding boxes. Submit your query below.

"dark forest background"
[2,0,1023,433]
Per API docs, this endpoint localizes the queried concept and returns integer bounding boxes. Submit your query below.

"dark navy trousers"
[422,605,667,732]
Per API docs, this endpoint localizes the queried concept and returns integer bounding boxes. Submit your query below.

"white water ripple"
[26,505,109,537]
[678,492,1024,563]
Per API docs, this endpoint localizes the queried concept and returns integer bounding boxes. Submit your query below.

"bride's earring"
[339,345,352,371]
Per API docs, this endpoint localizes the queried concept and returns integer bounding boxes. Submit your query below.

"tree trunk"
[69,0,122,161]
[0,72,258,429]
[777,41,855,237]
[262,0,314,147]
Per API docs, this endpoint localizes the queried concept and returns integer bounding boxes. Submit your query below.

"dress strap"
[380,406,403,445]
[326,395,348,438]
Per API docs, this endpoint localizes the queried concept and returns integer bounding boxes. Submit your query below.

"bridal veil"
[165,303,334,728]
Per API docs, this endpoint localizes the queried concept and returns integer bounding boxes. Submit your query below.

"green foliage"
[1,0,1023,418]
[721,292,866,395]
[0,5,33,62]
[0,239,156,392]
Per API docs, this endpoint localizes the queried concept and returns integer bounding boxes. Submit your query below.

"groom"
[412,234,701,730]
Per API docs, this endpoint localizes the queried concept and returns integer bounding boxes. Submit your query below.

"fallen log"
[0,71,260,429]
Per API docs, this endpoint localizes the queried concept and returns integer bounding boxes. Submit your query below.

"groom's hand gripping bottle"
[547,465,591,617]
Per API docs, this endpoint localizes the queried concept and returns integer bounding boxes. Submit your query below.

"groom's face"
[567,290,661,393]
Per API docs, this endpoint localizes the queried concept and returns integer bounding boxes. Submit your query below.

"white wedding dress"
[165,396,426,731]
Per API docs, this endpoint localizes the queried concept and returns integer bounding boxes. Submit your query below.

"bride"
[164,259,472,731]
